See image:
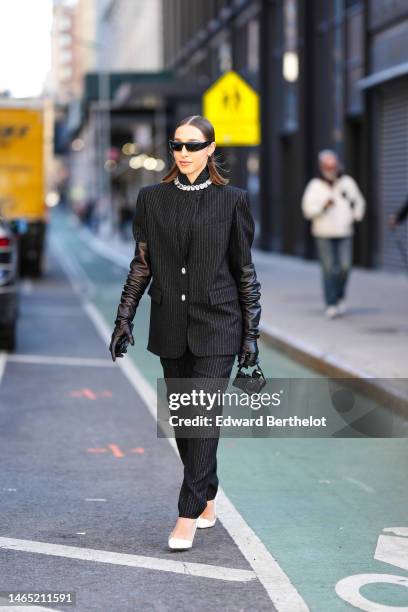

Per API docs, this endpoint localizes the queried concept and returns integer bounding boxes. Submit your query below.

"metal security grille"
[379,80,408,271]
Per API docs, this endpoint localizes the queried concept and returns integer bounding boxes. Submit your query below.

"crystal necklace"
[174,175,212,191]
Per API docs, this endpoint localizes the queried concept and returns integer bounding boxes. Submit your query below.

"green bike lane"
[51,207,408,611]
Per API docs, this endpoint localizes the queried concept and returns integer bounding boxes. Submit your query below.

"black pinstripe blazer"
[123,164,260,358]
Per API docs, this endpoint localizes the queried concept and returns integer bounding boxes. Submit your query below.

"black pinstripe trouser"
[160,344,236,519]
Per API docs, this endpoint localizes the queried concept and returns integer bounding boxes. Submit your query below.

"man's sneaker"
[336,300,347,315]
[325,305,338,319]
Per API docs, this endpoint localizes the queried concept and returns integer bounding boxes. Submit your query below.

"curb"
[259,322,408,420]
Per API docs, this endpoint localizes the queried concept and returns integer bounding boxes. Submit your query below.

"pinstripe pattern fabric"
[132,164,258,358]
[160,345,236,518]
[128,165,260,518]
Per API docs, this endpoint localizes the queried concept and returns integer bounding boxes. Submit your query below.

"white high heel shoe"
[168,518,198,551]
[197,497,217,529]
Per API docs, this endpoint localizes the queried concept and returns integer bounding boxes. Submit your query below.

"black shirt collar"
[177,164,210,186]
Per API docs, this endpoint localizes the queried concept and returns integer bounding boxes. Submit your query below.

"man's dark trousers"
[160,343,236,518]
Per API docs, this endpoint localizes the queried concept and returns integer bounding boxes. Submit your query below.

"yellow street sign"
[203,70,260,146]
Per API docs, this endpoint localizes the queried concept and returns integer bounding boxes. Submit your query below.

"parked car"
[0,216,19,351]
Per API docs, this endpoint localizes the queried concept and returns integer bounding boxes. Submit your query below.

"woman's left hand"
[238,338,259,367]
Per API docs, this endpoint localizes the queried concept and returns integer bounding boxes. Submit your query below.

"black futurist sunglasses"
[169,139,212,152]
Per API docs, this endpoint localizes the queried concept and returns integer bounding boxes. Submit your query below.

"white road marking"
[0,537,256,583]
[375,533,408,571]
[0,351,7,385]
[335,573,408,611]
[383,527,408,537]
[344,477,375,494]
[7,354,115,367]
[82,300,158,413]
[336,527,408,609]
[52,228,309,610]
[0,599,59,612]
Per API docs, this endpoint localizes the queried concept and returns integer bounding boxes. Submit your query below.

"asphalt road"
[0,207,407,611]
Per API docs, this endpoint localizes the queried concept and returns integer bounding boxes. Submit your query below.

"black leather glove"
[237,262,261,368]
[239,338,259,368]
[109,321,134,362]
[109,240,151,362]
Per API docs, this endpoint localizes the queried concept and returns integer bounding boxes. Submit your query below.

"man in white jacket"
[301,150,365,318]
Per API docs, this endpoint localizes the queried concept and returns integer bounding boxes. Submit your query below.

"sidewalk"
[253,249,408,378]
[76,219,408,404]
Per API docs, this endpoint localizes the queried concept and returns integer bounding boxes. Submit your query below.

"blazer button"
[181,294,186,301]
[181,267,186,274]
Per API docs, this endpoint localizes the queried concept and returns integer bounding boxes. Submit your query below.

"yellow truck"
[0,98,52,277]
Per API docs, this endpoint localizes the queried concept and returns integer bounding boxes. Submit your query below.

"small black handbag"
[232,361,267,395]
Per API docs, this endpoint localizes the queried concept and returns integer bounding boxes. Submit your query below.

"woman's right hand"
[109,321,134,362]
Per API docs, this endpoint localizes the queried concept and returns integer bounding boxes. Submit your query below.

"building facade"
[50,0,97,105]
[95,0,163,72]
[162,0,408,271]
[361,0,408,270]
[59,0,165,231]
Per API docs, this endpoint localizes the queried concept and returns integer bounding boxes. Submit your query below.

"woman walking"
[301,149,365,319]
[109,115,262,551]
